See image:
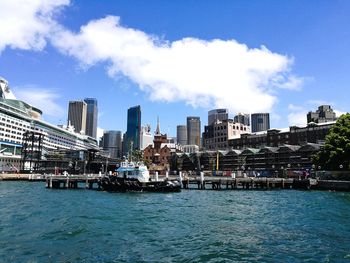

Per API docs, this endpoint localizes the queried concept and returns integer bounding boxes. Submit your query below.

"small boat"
[98,161,181,192]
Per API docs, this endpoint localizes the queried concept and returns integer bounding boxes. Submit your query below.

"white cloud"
[288,104,304,111]
[50,15,303,114]
[0,0,69,52]
[287,103,307,126]
[287,102,345,127]
[97,127,104,139]
[12,86,64,118]
[1,1,304,115]
[307,100,333,106]
[288,111,307,127]
[334,110,347,118]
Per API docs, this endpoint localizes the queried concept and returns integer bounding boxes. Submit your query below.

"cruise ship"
[0,77,98,172]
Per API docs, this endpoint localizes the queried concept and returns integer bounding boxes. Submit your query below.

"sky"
[1,0,350,138]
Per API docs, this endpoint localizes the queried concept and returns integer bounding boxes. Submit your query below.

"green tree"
[131,149,143,162]
[313,113,350,170]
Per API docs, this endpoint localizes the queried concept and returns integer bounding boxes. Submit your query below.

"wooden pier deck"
[45,174,101,189]
[42,174,350,192]
[179,176,295,190]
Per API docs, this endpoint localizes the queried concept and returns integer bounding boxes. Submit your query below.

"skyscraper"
[187,116,201,146]
[208,109,228,125]
[234,113,250,126]
[67,101,87,134]
[84,98,98,138]
[177,125,187,145]
[103,130,122,159]
[140,124,153,150]
[125,105,141,154]
[251,113,270,133]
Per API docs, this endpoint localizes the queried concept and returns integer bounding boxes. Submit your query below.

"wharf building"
[68,101,87,134]
[187,116,201,147]
[234,113,250,126]
[102,130,122,159]
[176,125,187,145]
[228,121,334,149]
[173,115,336,173]
[171,143,321,175]
[251,113,270,133]
[307,105,337,124]
[208,109,229,126]
[182,144,199,154]
[84,98,98,138]
[203,119,250,150]
[124,105,141,155]
[0,77,98,172]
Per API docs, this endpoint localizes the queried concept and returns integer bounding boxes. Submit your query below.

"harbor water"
[1,182,350,262]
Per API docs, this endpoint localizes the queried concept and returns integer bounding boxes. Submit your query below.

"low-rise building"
[143,119,182,171]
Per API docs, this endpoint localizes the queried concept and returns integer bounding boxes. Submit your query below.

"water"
[1,182,350,262]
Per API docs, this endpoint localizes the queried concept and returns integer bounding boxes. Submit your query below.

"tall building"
[203,119,250,150]
[176,125,187,145]
[84,98,98,138]
[68,101,87,134]
[307,105,337,124]
[140,124,153,150]
[208,109,228,125]
[187,116,201,146]
[125,105,141,154]
[103,130,122,159]
[234,113,250,126]
[251,113,270,133]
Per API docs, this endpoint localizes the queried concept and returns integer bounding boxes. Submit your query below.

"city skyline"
[1,1,350,137]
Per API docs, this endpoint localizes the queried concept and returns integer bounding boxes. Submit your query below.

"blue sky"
[1,0,349,138]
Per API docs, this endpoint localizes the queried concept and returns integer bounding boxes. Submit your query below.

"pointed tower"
[153,117,167,150]
[155,116,160,135]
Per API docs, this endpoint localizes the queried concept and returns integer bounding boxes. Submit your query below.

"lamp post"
[84,160,87,175]
[281,166,284,178]
[317,166,321,179]
[312,164,316,178]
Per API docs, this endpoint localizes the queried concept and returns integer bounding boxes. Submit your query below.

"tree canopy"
[313,113,350,170]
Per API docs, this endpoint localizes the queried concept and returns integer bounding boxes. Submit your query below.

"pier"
[45,174,101,189]
[7,173,343,192]
[179,176,295,190]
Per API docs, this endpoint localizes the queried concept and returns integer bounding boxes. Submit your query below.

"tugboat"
[98,160,181,192]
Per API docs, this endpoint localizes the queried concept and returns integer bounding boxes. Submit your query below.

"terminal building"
[0,77,98,172]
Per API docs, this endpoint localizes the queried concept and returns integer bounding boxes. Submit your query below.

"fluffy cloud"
[287,102,345,127]
[288,111,307,127]
[12,86,64,118]
[0,0,69,52]
[50,15,302,114]
[97,127,104,139]
[1,0,303,114]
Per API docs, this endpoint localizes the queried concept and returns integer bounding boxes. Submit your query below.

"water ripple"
[1,182,350,262]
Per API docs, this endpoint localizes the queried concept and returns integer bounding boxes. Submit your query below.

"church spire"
[155,116,160,135]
